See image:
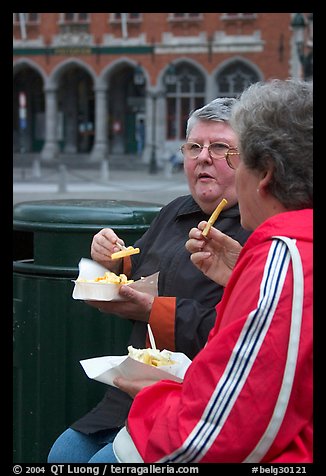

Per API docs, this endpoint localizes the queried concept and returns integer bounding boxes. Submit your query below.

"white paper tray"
[80,351,192,387]
[72,258,159,301]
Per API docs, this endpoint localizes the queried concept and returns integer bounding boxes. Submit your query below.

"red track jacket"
[128,209,313,463]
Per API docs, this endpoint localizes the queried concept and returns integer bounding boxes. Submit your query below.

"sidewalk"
[13,164,189,206]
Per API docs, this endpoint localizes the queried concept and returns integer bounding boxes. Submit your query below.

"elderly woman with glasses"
[110,79,313,463]
[47,97,251,464]
[180,100,240,216]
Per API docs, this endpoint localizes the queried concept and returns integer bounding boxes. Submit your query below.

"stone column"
[90,85,109,162]
[63,82,78,154]
[290,37,303,79]
[41,85,60,162]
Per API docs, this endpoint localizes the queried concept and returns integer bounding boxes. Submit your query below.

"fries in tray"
[127,345,176,367]
[76,271,134,285]
[202,198,228,237]
[80,347,192,387]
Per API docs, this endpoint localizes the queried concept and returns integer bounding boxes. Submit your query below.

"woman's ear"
[258,167,273,194]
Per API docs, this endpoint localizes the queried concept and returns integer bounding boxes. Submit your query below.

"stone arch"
[13,58,47,82]
[47,57,97,88]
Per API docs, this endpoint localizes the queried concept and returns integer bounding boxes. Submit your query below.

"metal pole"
[58,163,67,193]
[149,94,158,174]
[100,159,110,181]
[32,157,41,178]
[19,91,27,179]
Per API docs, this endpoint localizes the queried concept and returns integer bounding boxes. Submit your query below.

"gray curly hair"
[230,79,313,209]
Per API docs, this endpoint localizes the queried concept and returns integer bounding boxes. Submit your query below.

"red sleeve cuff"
[146,297,176,351]
[122,256,132,276]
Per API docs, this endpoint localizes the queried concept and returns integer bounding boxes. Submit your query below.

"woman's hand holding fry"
[185,222,242,287]
[91,228,125,274]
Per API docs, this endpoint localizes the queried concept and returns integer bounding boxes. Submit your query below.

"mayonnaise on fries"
[128,345,176,367]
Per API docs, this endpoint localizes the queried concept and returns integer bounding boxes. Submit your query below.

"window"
[222,13,256,20]
[110,13,141,23]
[165,64,205,140]
[169,13,202,21]
[13,13,39,24]
[60,13,89,23]
[58,13,90,34]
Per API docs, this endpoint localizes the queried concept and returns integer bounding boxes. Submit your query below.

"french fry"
[111,246,140,260]
[202,198,228,237]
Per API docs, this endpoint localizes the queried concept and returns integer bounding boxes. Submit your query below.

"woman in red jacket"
[112,79,313,463]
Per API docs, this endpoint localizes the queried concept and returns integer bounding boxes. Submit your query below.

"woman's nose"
[197,145,213,162]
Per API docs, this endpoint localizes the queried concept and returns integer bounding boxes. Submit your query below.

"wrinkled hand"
[113,376,157,399]
[86,285,154,322]
[185,221,242,287]
[91,228,125,273]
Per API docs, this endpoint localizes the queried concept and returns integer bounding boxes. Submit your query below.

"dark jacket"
[71,195,251,433]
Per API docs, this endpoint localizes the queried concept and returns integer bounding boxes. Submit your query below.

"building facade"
[13,13,311,168]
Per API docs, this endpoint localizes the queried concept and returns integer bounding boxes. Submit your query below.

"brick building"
[13,13,311,169]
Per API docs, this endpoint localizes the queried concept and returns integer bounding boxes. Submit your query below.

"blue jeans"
[47,428,119,463]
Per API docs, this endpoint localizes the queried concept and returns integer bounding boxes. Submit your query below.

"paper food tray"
[80,351,192,387]
[72,258,159,301]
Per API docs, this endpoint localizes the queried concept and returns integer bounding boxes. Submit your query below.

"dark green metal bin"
[13,199,161,463]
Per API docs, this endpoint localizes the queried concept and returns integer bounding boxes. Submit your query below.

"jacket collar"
[177,195,240,219]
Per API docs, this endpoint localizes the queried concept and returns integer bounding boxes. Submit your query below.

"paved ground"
[13,164,189,206]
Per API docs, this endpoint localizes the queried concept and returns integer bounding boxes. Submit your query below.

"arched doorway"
[13,66,45,153]
[57,66,95,154]
[108,65,146,155]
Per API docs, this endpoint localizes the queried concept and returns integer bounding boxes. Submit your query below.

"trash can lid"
[13,199,162,232]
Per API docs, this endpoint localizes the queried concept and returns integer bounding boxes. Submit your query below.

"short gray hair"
[186,97,237,138]
[230,79,313,209]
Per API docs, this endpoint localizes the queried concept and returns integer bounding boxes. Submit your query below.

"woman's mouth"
[197,172,215,181]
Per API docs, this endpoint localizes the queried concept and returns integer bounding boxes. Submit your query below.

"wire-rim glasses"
[180,141,240,169]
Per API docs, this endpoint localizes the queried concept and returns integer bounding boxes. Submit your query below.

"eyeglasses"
[180,141,240,169]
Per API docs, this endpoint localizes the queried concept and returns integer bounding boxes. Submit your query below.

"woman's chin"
[195,184,219,200]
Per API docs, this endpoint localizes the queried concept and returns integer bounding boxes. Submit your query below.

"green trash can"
[13,199,162,463]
